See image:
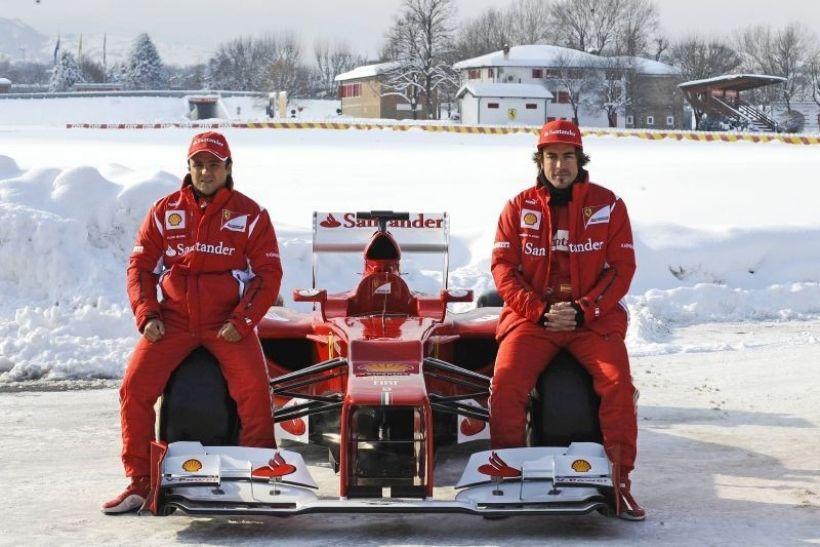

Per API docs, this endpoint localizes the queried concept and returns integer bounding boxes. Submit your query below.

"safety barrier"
[64,120,820,145]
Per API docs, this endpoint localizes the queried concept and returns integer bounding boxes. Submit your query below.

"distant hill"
[0,18,49,63]
[0,18,210,67]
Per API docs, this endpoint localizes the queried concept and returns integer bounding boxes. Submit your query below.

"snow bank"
[0,124,819,381]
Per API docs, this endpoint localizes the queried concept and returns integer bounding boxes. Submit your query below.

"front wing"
[147,441,615,517]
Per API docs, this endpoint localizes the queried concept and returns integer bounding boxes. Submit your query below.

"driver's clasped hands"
[142,318,165,342]
[142,318,242,343]
[542,301,578,331]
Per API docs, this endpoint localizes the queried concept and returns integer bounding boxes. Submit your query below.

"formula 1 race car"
[142,211,621,518]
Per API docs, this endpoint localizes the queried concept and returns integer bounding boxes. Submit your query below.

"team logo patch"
[520,209,542,230]
[165,210,186,230]
[182,459,203,472]
[584,205,611,228]
[221,210,248,232]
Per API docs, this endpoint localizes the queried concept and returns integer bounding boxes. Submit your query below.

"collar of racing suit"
[536,170,587,205]
[181,173,235,191]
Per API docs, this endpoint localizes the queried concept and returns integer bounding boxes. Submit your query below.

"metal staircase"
[711,96,781,132]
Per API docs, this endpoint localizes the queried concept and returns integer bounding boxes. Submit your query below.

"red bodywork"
[257,227,496,499]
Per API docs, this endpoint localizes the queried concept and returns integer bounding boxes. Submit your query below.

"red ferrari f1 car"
[143,211,618,518]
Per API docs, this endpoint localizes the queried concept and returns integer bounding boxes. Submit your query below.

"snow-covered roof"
[613,56,681,76]
[456,83,553,99]
[679,74,786,89]
[454,45,596,70]
[0,78,11,85]
[454,45,680,76]
[335,62,401,82]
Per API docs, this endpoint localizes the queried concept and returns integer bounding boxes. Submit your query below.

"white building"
[456,83,552,125]
[453,45,684,129]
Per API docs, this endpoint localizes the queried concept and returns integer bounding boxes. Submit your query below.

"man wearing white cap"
[103,132,282,513]
[491,120,644,520]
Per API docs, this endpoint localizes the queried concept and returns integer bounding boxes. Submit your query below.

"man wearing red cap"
[103,131,282,513]
[490,120,644,520]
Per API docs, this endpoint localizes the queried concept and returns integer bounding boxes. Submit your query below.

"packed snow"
[0,95,341,126]
[0,98,819,545]
[1,119,818,381]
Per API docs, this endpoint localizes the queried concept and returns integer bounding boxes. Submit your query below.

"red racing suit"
[490,176,639,474]
[120,175,282,477]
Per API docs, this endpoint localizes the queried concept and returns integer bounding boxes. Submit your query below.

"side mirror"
[439,288,473,304]
[293,288,327,303]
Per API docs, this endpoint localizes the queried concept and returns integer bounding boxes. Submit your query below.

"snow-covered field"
[0,97,819,545]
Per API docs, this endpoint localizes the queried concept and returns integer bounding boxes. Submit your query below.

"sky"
[2,0,819,62]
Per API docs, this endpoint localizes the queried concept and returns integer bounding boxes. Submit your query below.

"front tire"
[159,347,241,446]
[528,350,602,446]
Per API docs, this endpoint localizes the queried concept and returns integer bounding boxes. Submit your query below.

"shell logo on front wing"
[571,459,592,473]
[182,459,203,472]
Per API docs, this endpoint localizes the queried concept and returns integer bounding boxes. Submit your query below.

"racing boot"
[101,475,150,514]
[616,476,646,521]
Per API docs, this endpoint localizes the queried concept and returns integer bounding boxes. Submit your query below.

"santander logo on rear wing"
[311,211,450,289]
[313,211,449,254]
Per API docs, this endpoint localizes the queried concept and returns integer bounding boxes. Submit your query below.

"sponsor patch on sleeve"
[493,241,511,249]
[132,245,144,254]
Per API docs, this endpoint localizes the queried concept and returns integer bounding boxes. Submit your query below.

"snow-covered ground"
[0,96,341,126]
[1,321,818,545]
[0,97,819,544]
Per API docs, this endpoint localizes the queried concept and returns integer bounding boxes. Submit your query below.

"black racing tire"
[158,347,241,446]
[528,350,602,447]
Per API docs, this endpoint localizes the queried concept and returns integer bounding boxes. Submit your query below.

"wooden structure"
[678,74,786,132]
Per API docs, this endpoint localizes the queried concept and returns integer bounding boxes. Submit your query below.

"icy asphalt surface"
[1,320,819,546]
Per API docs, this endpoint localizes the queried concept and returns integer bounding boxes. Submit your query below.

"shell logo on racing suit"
[165,210,186,230]
[520,209,542,230]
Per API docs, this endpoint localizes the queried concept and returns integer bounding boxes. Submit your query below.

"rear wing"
[312,211,449,289]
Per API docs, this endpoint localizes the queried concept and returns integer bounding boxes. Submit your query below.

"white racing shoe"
[616,478,646,521]
[101,476,150,514]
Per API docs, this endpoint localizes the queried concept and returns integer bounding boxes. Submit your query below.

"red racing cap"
[187,131,232,161]
[537,120,583,150]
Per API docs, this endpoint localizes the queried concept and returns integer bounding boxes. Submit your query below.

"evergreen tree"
[121,33,167,90]
[49,51,85,92]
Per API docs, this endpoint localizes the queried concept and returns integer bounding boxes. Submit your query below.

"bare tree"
[383,0,458,119]
[551,0,659,56]
[810,50,820,108]
[735,23,816,112]
[508,0,554,45]
[668,36,742,129]
[669,36,742,82]
[262,32,308,100]
[314,40,364,98]
[592,56,632,126]
[206,36,274,90]
[454,7,512,60]
[546,54,603,123]
[614,0,659,56]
